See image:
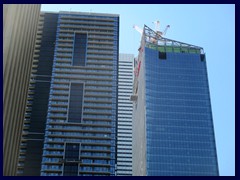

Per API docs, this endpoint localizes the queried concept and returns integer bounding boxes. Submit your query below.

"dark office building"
[3,4,41,176]
[17,11,119,176]
[131,25,219,176]
[17,12,58,176]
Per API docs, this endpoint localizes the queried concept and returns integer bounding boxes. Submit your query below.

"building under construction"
[131,25,219,176]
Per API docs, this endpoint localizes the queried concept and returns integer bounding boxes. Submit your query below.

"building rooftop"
[143,25,204,54]
[40,10,119,17]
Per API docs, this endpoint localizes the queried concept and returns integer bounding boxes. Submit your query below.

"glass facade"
[72,33,87,66]
[144,47,218,176]
[68,83,84,123]
[132,25,218,176]
[63,143,80,176]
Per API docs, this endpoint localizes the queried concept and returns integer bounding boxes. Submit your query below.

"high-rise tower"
[117,54,134,176]
[17,12,59,176]
[132,25,219,176]
[17,11,119,176]
[3,4,41,176]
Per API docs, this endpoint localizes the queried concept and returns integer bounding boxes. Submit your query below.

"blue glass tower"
[132,25,218,176]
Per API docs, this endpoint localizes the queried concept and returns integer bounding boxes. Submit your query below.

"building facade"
[117,54,134,176]
[17,12,59,176]
[17,11,119,176]
[132,25,219,176]
[3,4,41,176]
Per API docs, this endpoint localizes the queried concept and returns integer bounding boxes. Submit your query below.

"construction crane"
[133,21,170,44]
[152,20,170,37]
[133,25,143,35]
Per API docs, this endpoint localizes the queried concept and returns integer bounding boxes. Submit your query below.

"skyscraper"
[3,4,41,176]
[17,11,119,176]
[132,25,219,176]
[117,54,134,176]
[17,12,59,176]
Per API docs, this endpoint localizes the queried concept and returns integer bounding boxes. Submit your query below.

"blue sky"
[42,4,235,176]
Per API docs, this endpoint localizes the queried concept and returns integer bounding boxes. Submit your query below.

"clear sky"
[42,4,235,176]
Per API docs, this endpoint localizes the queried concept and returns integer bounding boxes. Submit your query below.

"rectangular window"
[63,163,78,176]
[68,83,84,123]
[72,33,87,66]
[200,54,206,62]
[63,143,80,176]
[65,143,80,161]
[159,51,167,60]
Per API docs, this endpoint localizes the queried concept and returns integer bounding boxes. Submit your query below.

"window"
[200,54,205,62]
[63,163,78,176]
[65,143,80,161]
[72,33,87,66]
[159,51,167,60]
[63,143,80,176]
[68,83,84,123]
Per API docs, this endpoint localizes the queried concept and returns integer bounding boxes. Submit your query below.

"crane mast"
[133,20,170,39]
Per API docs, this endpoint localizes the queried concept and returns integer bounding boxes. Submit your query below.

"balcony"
[59,24,114,31]
[48,113,67,119]
[48,107,68,113]
[60,15,115,22]
[60,19,115,26]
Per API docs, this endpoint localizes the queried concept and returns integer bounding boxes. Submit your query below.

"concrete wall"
[132,49,147,176]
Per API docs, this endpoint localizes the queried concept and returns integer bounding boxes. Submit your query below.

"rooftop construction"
[130,24,206,102]
[143,25,204,54]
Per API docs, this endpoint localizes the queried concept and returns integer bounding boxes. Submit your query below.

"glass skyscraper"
[117,54,134,176]
[17,11,119,176]
[132,25,219,176]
